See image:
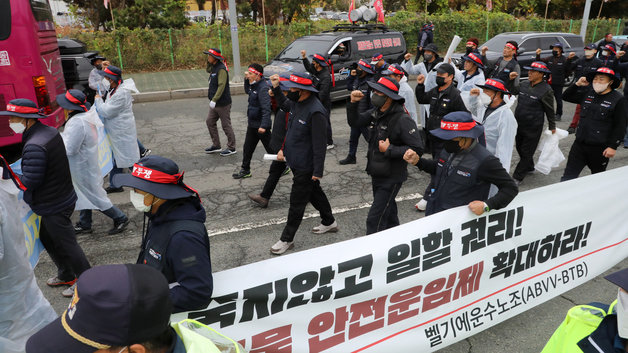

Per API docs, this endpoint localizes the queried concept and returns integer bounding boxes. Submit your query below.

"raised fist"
[301,50,307,59]
[535,48,542,56]
[350,90,365,103]
[416,74,426,85]
[404,53,412,61]
[269,74,280,88]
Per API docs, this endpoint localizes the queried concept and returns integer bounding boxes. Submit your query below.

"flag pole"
[543,0,549,32]
[110,6,116,30]
[596,0,605,20]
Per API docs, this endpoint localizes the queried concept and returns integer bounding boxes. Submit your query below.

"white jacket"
[398,76,418,125]
[454,67,486,93]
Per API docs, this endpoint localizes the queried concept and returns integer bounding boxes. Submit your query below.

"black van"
[264,24,407,101]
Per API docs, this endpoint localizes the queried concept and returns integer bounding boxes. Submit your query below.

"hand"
[277,150,285,161]
[468,201,486,215]
[418,46,423,52]
[244,71,250,80]
[268,88,274,97]
[95,94,101,99]
[576,76,589,87]
[416,74,426,84]
[350,69,357,76]
[470,88,481,96]
[403,149,420,165]
[509,71,519,80]
[535,48,542,56]
[603,148,616,158]
[258,128,266,134]
[618,50,626,58]
[301,50,307,59]
[568,52,576,59]
[209,101,216,109]
[312,176,321,181]
[481,46,488,54]
[102,60,111,68]
[269,74,280,88]
[551,129,556,134]
[378,138,390,153]
[404,53,412,61]
[350,90,365,103]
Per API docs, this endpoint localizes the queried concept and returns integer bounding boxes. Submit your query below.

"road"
[33,91,628,352]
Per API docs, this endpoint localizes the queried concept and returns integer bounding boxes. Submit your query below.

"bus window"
[30,0,54,22]
[0,1,10,41]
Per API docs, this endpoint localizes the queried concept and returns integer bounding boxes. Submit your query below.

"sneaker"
[74,223,93,234]
[140,148,152,158]
[205,145,221,154]
[232,169,251,179]
[62,284,77,298]
[282,167,291,176]
[46,276,77,287]
[270,240,294,255]
[312,221,339,234]
[567,127,576,134]
[339,155,356,165]
[220,148,237,156]
[108,217,130,235]
[415,199,427,211]
[248,193,269,208]
[105,186,124,193]
[326,144,335,150]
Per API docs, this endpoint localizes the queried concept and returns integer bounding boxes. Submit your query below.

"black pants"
[552,84,563,116]
[261,160,287,200]
[241,127,272,171]
[366,179,402,235]
[560,141,609,181]
[325,108,333,145]
[348,126,369,157]
[513,122,544,181]
[38,205,91,281]
[414,48,424,65]
[280,168,335,242]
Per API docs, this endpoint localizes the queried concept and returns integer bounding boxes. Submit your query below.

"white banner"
[173,167,628,352]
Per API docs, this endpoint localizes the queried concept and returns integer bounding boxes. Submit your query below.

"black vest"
[283,95,327,172]
[576,89,625,146]
[514,81,551,128]
[546,55,568,86]
[426,143,492,216]
[489,57,518,83]
[207,62,232,107]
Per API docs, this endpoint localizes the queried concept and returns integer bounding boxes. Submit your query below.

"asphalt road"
[33,90,628,353]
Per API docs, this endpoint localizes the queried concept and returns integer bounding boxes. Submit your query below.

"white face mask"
[9,121,25,134]
[593,82,609,94]
[617,289,628,338]
[585,50,595,58]
[130,190,152,212]
[479,92,492,107]
[602,50,610,57]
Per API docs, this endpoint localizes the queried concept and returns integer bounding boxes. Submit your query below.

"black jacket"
[244,78,272,129]
[578,315,626,353]
[269,107,289,154]
[536,53,574,86]
[513,80,556,131]
[568,56,603,79]
[139,197,213,313]
[415,83,469,131]
[346,73,374,114]
[20,121,77,216]
[303,58,332,113]
[347,101,423,183]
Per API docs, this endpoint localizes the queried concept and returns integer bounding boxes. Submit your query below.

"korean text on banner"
[172,167,628,353]
[98,126,114,178]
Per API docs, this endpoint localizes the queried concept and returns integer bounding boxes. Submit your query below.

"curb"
[132,81,247,103]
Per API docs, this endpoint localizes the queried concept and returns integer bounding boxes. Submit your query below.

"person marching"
[0,99,91,297]
[453,52,486,93]
[404,111,518,216]
[233,64,273,179]
[383,63,418,126]
[94,65,140,193]
[511,61,556,185]
[114,156,213,312]
[268,73,337,255]
[566,43,602,134]
[339,59,376,165]
[86,54,105,104]
[347,77,423,234]
[370,53,389,81]
[302,50,335,149]
[414,22,434,65]
[482,40,521,93]
[57,90,129,235]
[535,42,576,121]
[560,67,628,181]
[204,48,237,156]
[599,44,621,71]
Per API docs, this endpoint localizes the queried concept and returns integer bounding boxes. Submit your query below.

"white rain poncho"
[454,66,486,93]
[61,108,114,211]
[94,78,140,168]
[401,60,444,128]
[0,179,57,353]
[398,76,418,125]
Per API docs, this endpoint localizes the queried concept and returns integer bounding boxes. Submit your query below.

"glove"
[209,101,216,109]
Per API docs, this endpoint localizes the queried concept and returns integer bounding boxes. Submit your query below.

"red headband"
[132,164,201,200]
[440,120,477,131]
[531,62,548,70]
[207,49,224,59]
[248,67,262,76]
[387,65,404,75]
[376,77,399,92]
[6,104,40,114]
[505,43,517,50]
[484,79,506,91]
[466,41,476,47]
[289,74,313,86]
[65,91,88,112]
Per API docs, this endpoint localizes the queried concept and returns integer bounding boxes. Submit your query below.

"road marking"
[207,192,423,237]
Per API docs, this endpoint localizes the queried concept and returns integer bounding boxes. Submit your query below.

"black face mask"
[552,50,560,57]
[371,93,388,109]
[424,53,433,61]
[465,47,474,54]
[96,64,102,70]
[444,139,462,154]
[287,90,301,102]
[356,69,364,76]
[435,76,447,87]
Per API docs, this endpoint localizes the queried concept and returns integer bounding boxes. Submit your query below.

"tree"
[115,0,189,28]
[63,0,111,30]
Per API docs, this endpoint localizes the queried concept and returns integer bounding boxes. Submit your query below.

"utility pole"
[579,0,593,41]
[227,0,242,82]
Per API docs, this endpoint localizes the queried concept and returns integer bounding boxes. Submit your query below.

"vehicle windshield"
[30,0,53,22]
[482,35,518,52]
[276,40,331,60]
[0,0,10,40]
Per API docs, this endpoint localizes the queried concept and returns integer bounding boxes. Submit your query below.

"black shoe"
[140,148,152,158]
[232,169,251,179]
[567,127,576,134]
[339,155,356,165]
[74,224,93,234]
[205,145,221,154]
[554,114,562,121]
[108,218,130,235]
[105,186,124,193]
[282,167,291,176]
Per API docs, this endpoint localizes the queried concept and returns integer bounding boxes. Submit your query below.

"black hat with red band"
[476,78,510,94]
[430,111,484,140]
[367,76,404,102]
[461,52,485,69]
[282,72,319,92]
[523,61,551,74]
[97,65,123,84]
[585,66,621,89]
[56,89,91,112]
[0,99,46,119]
[113,155,200,200]
[382,63,407,77]
[203,48,225,61]
[310,53,330,67]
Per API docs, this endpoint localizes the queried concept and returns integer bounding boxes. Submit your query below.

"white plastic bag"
[535,128,569,175]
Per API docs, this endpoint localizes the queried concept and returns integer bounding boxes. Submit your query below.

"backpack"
[541,301,617,353]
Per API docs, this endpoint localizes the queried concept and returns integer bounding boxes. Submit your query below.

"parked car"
[57,38,98,91]
[264,24,407,101]
[452,32,585,85]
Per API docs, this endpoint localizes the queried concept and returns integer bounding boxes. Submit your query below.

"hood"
[150,198,206,225]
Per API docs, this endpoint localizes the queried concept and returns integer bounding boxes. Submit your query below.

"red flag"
[486,0,492,11]
[104,0,109,8]
[348,0,355,22]
[373,0,385,23]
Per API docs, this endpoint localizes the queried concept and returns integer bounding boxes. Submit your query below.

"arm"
[311,112,327,178]
[386,117,423,158]
[20,145,47,191]
[258,82,273,129]
[607,97,628,150]
[94,90,128,120]
[415,84,432,104]
[346,101,373,128]
[346,74,357,91]
[416,157,438,175]
[477,156,519,210]
[318,75,332,106]
[272,85,291,112]
[540,88,556,130]
[211,69,228,103]
[562,83,587,104]
[302,57,315,75]
[88,70,100,91]
[168,231,213,313]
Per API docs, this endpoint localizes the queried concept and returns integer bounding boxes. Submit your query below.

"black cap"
[435,63,455,76]
[606,268,628,292]
[26,264,172,353]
